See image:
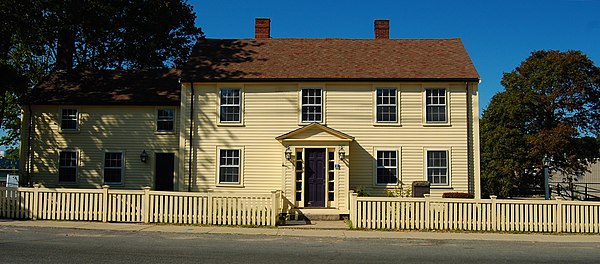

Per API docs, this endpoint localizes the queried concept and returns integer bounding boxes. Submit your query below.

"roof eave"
[181,77,480,83]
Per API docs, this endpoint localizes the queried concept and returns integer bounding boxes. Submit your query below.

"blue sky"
[191,0,600,112]
[2,0,599,151]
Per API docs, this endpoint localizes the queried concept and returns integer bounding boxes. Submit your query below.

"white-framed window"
[104,152,124,184]
[425,88,447,123]
[301,88,323,123]
[427,150,449,185]
[58,151,77,183]
[376,88,397,123]
[376,150,398,185]
[156,108,175,132]
[219,88,241,123]
[60,108,78,130]
[218,149,241,184]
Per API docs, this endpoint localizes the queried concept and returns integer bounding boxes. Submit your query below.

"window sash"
[61,109,78,130]
[157,109,175,132]
[301,88,322,122]
[427,150,448,185]
[58,151,77,182]
[220,89,241,122]
[425,89,447,122]
[219,149,240,184]
[104,152,123,184]
[376,88,397,122]
[376,150,398,185]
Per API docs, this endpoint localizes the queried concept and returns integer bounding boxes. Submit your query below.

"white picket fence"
[0,186,282,226]
[349,193,600,233]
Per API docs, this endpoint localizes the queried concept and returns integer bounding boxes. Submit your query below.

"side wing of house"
[19,69,182,190]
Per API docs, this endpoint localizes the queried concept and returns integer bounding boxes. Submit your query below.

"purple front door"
[305,148,326,207]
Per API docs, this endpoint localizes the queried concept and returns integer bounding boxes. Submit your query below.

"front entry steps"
[278,220,349,230]
[279,208,348,226]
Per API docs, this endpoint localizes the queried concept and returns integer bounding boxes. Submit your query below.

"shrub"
[442,192,474,199]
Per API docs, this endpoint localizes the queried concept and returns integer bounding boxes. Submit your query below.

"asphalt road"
[1,226,599,264]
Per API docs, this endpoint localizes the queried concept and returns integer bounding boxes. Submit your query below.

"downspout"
[465,82,472,195]
[187,82,194,192]
[26,104,33,185]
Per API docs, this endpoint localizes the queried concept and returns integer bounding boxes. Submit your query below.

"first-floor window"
[427,150,448,185]
[59,151,77,183]
[376,150,398,185]
[219,149,240,184]
[104,152,123,184]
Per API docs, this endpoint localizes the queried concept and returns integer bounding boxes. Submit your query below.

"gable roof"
[276,123,355,141]
[182,38,479,82]
[27,69,181,106]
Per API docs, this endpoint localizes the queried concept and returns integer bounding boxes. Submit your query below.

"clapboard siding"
[21,106,179,189]
[182,82,480,200]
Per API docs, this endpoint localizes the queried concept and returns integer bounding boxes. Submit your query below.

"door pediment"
[276,123,354,142]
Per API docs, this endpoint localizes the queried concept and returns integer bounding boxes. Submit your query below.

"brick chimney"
[255,18,271,39]
[374,20,389,39]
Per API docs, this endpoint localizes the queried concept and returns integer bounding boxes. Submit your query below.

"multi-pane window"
[157,109,175,132]
[220,88,241,122]
[427,150,448,185]
[104,152,123,184]
[376,150,398,185]
[301,88,322,123]
[61,109,78,130]
[58,151,77,183]
[219,149,240,184]
[376,88,397,122]
[425,89,447,123]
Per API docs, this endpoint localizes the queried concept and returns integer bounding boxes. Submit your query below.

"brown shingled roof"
[28,69,180,105]
[182,38,479,82]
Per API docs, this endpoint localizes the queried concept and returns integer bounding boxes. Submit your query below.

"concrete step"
[278,220,349,230]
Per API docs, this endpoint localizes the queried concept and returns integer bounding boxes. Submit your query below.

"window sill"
[103,182,124,186]
[59,130,80,134]
[217,123,245,127]
[423,123,451,127]
[298,122,325,126]
[216,183,245,188]
[373,123,402,127]
[155,131,177,135]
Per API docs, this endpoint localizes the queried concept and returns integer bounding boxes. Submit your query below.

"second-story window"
[220,88,241,123]
[425,88,447,123]
[376,88,397,123]
[156,109,175,132]
[301,88,322,123]
[61,108,78,130]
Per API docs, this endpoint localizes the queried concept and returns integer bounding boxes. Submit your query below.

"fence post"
[207,189,213,225]
[32,184,40,220]
[102,185,109,222]
[424,194,431,230]
[349,191,358,228]
[490,195,497,231]
[556,198,563,233]
[270,190,279,226]
[143,187,151,223]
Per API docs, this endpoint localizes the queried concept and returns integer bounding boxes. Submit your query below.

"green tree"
[0,0,203,147]
[481,50,600,198]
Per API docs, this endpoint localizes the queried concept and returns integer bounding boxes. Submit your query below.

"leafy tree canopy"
[0,0,203,147]
[481,50,600,197]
